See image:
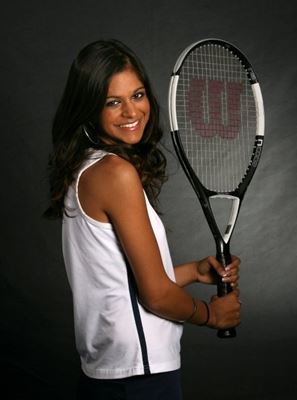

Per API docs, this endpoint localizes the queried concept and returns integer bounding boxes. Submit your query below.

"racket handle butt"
[217,327,236,338]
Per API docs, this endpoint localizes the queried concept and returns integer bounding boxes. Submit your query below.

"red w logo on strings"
[188,79,244,139]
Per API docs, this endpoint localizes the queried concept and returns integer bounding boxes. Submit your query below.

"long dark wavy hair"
[44,39,167,219]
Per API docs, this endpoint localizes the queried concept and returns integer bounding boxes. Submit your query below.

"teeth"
[119,121,138,128]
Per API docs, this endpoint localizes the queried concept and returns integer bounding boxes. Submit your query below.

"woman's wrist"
[194,261,201,282]
[186,298,210,326]
[198,300,210,326]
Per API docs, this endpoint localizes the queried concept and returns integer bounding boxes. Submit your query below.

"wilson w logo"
[187,79,244,139]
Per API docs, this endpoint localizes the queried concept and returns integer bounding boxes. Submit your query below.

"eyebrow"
[106,86,145,99]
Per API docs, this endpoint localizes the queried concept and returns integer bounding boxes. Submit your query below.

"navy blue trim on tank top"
[125,258,151,375]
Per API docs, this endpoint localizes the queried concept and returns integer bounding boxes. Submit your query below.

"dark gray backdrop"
[1,1,296,399]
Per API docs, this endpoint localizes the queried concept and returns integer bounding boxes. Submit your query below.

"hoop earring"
[83,125,99,145]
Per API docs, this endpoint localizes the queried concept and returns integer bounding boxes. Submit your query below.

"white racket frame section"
[252,83,265,137]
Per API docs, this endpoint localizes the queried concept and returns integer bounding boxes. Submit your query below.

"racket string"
[176,44,256,192]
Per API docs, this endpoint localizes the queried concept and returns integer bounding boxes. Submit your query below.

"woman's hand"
[207,289,241,329]
[196,255,240,288]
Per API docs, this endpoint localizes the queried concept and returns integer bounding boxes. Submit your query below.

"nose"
[122,100,137,118]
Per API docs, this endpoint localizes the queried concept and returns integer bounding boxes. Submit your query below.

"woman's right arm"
[78,155,241,329]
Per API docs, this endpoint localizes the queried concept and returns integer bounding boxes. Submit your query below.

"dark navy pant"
[77,369,183,400]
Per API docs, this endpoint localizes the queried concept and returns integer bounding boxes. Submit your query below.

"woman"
[44,39,241,399]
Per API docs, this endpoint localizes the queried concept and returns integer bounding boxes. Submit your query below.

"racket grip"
[217,281,236,338]
[216,249,237,338]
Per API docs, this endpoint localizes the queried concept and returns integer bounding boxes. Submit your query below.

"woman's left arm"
[174,255,240,288]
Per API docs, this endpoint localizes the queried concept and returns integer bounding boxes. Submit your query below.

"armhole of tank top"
[75,152,114,229]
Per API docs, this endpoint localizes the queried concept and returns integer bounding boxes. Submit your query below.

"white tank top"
[62,149,183,379]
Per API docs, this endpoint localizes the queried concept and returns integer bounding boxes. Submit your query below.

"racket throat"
[209,194,240,244]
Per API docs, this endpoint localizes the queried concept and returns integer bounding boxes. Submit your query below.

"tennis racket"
[168,39,264,338]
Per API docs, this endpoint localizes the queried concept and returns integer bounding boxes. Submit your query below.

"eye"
[105,99,120,107]
[133,91,146,101]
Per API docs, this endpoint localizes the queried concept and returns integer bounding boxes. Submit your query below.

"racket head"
[169,38,264,198]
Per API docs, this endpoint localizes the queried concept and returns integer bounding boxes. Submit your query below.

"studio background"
[1,1,296,399]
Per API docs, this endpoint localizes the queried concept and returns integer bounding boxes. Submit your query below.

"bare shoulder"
[78,154,144,221]
[100,154,138,180]
[80,154,142,198]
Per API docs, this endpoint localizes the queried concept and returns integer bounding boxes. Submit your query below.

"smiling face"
[100,67,151,145]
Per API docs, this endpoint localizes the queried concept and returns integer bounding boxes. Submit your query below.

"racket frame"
[169,38,264,338]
